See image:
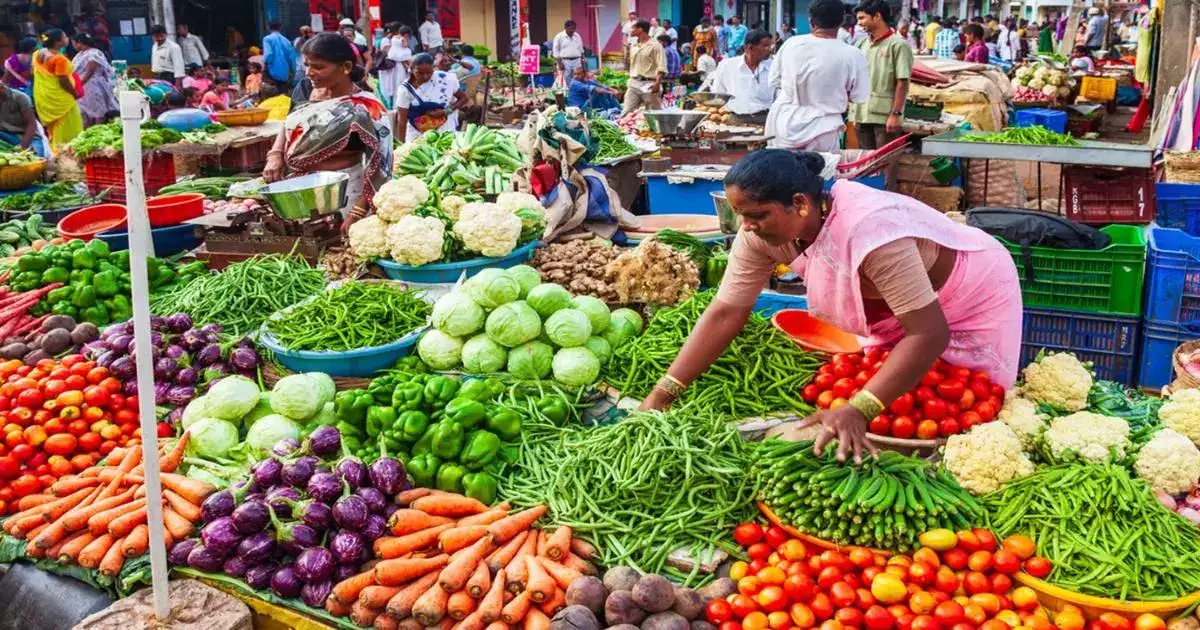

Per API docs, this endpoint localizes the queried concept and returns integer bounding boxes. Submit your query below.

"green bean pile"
[266,281,431,352]
[499,405,759,584]
[602,290,823,418]
[982,463,1200,601]
[961,126,1078,146]
[588,117,638,162]
[149,254,325,336]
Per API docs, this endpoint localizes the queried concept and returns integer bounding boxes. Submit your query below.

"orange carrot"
[486,530,529,573]
[7,486,94,526]
[58,531,96,562]
[488,505,548,544]
[374,523,454,560]
[18,494,57,511]
[387,509,455,536]
[569,538,597,560]
[440,536,494,592]
[500,591,532,624]
[62,487,135,532]
[88,497,147,535]
[412,584,450,626]
[99,534,127,576]
[163,489,202,522]
[161,506,195,540]
[384,571,441,618]
[536,530,549,557]
[326,597,353,617]
[107,503,149,538]
[457,505,511,527]
[397,618,423,630]
[373,613,400,630]
[505,531,538,593]
[158,472,215,505]
[466,561,491,599]
[374,554,451,587]
[485,622,510,630]
[31,519,71,551]
[536,557,583,590]
[396,488,433,506]
[410,494,488,518]
[47,529,89,559]
[122,524,149,557]
[44,486,102,523]
[439,525,490,554]
[457,609,487,630]
[447,590,477,620]
[525,555,554,602]
[543,527,571,561]
[77,533,115,569]
[49,476,101,497]
[360,585,403,610]
[478,568,506,623]
[538,588,565,616]
[158,433,189,472]
[332,570,379,605]
[524,607,551,630]
[562,553,597,576]
[351,601,381,628]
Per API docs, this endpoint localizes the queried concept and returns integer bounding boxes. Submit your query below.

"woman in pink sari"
[640,150,1022,462]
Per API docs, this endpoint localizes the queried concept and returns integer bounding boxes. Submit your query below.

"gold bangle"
[848,389,885,421]
[655,375,687,399]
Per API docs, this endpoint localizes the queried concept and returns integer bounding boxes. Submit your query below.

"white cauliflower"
[1022,352,1093,411]
[346,215,390,261]
[1033,66,1048,79]
[453,202,521,258]
[1134,429,1200,495]
[386,215,445,266]
[1015,66,1033,78]
[1041,85,1058,97]
[496,191,545,213]
[1161,388,1200,447]
[1029,78,1046,91]
[375,175,430,221]
[943,422,1036,495]
[441,194,469,220]
[1044,411,1131,464]
[998,395,1048,450]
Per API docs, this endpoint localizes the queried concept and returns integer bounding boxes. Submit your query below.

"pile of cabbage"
[171,426,408,609]
[416,265,644,387]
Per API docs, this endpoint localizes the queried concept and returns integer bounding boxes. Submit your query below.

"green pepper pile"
[331,357,524,505]
[8,239,206,325]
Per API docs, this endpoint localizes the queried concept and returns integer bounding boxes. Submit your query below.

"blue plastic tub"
[96,222,201,257]
[1156,182,1200,237]
[1145,223,1200,329]
[260,327,426,378]
[645,175,723,215]
[1012,109,1068,134]
[532,73,555,88]
[1020,307,1141,386]
[376,241,538,283]
[753,291,809,317]
[1139,321,1199,390]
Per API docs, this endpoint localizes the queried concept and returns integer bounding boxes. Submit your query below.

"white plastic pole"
[119,89,170,620]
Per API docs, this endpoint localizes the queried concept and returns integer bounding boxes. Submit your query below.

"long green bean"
[266,281,431,351]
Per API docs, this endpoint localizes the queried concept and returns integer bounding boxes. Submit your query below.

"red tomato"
[969,381,991,401]
[956,389,976,412]
[10,474,39,497]
[817,391,835,409]
[784,574,817,602]
[956,531,982,552]
[810,594,834,621]
[935,381,965,401]
[815,373,837,391]
[757,586,788,613]
[155,423,173,438]
[735,523,765,547]
[98,440,117,455]
[48,456,73,477]
[818,566,844,590]
[833,362,856,378]
[907,562,935,587]
[66,419,89,436]
[731,595,759,619]
[836,609,864,629]
[932,602,963,627]
[937,418,961,437]
[854,371,870,387]
[889,393,914,415]
[914,386,936,403]
[42,418,66,435]
[962,572,990,595]
[115,409,138,425]
[966,551,993,573]
[82,386,108,409]
[10,443,33,463]
[989,574,1012,594]
[60,354,86,368]
[43,434,76,456]
[42,379,67,399]
[896,615,916,630]
[707,600,734,624]
[67,362,91,377]
[77,432,102,453]
[910,616,941,630]
[830,582,856,608]
[721,623,743,630]
[832,378,856,400]
[921,399,948,421]
[933,568,960,595]
[802,385,821,403]
[765,525,789,549]
[70,454,95,471]
[868,416,891,435]
[916,420,939,440]
[64,375,86,390]
[85,367,109,385]
[0,457,18,480]
[992,549,1021,574]
[974,401,997,421]
[958,411,982,431]
[14,389,43,409]
[920,371,944,387]
[864,607,894,630]
[1097,614,1132,630]
[748,543,774,561]
[971,529,997,552]
[891,416,916,439]
[1023,556,1051,578]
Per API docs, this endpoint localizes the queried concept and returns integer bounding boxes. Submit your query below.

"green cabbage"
[552,347,601,387]
[462,334,508,373]
[526,283,573,318]
[270,374,325,421]
[180,396,212,430]
[245,414,302,454]
[432,291,486,337]
[308,372,336,407]
[544,308,592,348]
[242,393,275,428]
[307,402,336,430]
[583,336,612,365]
[205,376,262,422]
[601,316,638,349]
[610,308,644,334]
[507,340,554,379]
[506,265,542,298]
[485,301,542,348]
[463,268,520,309]
[572,295,611,333]
[186,418,241,459]
[418,329,464,370]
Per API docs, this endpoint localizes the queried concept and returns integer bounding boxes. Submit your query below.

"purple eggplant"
[271,564,303,599]
[236,531,276,567]
[281,456,319,488]
[166,385,195,407]
[273,437,301,457]
[252,458,283,489]
[368,457,407,496]
[306,426,341,459]
[223,555,248,578]
[187,544,225,572]
[360,514,388,541]
[153,381,171,405]
[243,492,266,505]
[355,487,386,514]
[200,516,242,557]
[149,315,167,330]
[149,331,164,346]
[276,522,320,556]
[293,499,334,531]
[167,406,184,425]
[383,502,400,519]
[168,538,199,566]
[166,313,193,332]
[196,344,222,367]
[200,322,223,336]
[245,563,277,590]
[266,486,301,518]
[334,563,358,583]
[329,529,365,565]
[107,334,133,355]
[110,356,136,381]
[202,364,230,383]
[334,458,368,491]
[180,329,206,352]
[332,495,369,530]
[301,580,333,609]
[306,472,342,504]
[123,379,139,396]
[95,350,116,368]
[294,547,335,584]
[230,346,259,371]
[231,500,271,534]
[175,367,198,386]
[154,357,179,381]
[164,344,186,361]
[201,489,237,522]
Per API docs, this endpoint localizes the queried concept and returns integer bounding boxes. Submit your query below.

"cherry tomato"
[785,574,817,602]
[0,456,18,480]
[914,386,935,403]
[70,454,96,471]
[10,474,39,497]
[916,420,939,440]
[42,417,66,435]
[891,416,916,439]
[115,408,138,424]
[958,411,982,431]
[14,389,43,409]
[43,433,77,456]
[86,366,110,385]
[833,362,856,378]
[98,440,117,455]
[889,393,914,415]
[868,416,891,435]
[802,385,821,403]
[707,600,735,624]
[68,361,92,377]
[156,422,174,438]
[974,401,997,421]
[1023,556,1052,578]
[935,381,965,401]
[748,543,774,561]
[832,378,856,400]
[937,418,961,437]
[48,455,73,477]
[100,378,123,396]
[78,431,102,453]
[66,419,89,436]
[735,523,765,547]
[1000,534,1037,560]
[61,354,86,368]
[83,386,109,409]
[810,594,834,621]
[836,608,864,629]
[921,399,948,421]
[815,374,837,391]
[817,391,835,409]
[730,594,759,619]
[765,525,789,549]
[42,379,67,399]
[10,443,33,463]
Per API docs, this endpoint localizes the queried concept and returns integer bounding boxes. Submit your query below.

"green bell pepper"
[435,463,467,493]
[92,270,118,298]
[46,286,73,305]
[462,472,499,505]
[71,284,96,309]
[66,239,85,250]
[107,295,132,322]
[430,420,465,459]
[408,453,440,487]
[398,410,430,442]
[16,254,47,273]
[393,355,427,373]
[10,271,39,292]
[335,389,374,430]
[391,382,425,411]
[423,376,461,409]
[79,303,109,326]
[40,266,69,285]
[111,250,130,270]
[704,249,728,287]
[85,239,110,259]
[485,378,507,399]
[342,434,364,454]
[365,406,397,438]
[151,266,177,288]
[50,302,78,318]
[461,430,501,470]
[536,395,569,423]
[456,380,492,403]
[484,406,523,441]
[444,397,486,428]
[71,249,97,270]
[336,420,365,441]
[69,269,94,285]
[411,424,435,456]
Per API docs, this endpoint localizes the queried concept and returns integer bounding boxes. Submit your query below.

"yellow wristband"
[848,389,885,420]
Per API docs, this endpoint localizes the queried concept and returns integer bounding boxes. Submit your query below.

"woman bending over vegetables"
[641,150,1022,463]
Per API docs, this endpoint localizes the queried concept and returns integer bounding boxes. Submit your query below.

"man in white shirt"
[420,12,444,52]
[552,20,586,77]
[702,29,775,120]
[649,18,666,41]
[622,11,639,46]
[695,47,717,77]
[150,24,186,88]
[339,18,368,47]
[663,20,678,47]
[175,23,208,68]
[766,0,869,152]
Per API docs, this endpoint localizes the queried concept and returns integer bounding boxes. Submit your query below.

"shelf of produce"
[757,501,892,556]
[921,130,1153,168]
[1012,573,1200,621]
[375,240,538,283]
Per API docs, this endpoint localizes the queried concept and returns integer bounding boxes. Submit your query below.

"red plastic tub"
[57,204,127,241]
[147,193,204,226]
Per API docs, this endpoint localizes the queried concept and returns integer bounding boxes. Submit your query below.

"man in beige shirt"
[623,19,666,114]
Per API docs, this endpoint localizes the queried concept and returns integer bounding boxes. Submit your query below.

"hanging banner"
[509,0,521,57]
[518,44,540,74]
[430,0,461,39]
[309,0,339,31]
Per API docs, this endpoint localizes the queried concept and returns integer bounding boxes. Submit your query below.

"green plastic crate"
[996,224,1147,316]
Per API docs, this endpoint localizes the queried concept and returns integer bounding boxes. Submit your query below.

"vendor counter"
[640,165,888,215]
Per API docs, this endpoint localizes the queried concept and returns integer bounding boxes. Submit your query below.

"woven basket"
[0,160,46,190]
[214,108,270,126]
[260,361,373,391]
[1165,152,1200,183]
[1173,339,1200,391]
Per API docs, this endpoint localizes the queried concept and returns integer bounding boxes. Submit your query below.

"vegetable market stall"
[156,123,282,173]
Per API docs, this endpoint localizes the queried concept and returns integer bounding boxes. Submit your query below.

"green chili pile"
[588,117,638,162]
[961,126,1078,146]
[982,463,1200,601]
[267,281,431,352]
[498,405,758,584]
[602,290,823,418]
[149,254,325,336]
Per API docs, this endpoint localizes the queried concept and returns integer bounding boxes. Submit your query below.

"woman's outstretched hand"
[796,405,879,465]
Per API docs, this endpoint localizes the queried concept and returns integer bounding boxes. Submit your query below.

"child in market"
[183,87,203,108]
[182,64,212,93]
[244,62,263,98]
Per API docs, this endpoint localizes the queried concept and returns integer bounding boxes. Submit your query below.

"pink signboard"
[518,44,540,75]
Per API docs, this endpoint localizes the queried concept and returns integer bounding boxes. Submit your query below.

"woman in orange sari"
[32,29,83,149]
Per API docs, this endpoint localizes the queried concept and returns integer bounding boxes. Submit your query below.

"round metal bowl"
[711,190,741,234]
[643,110,708,135]
[689,91,732,108]
[259,171,349,220]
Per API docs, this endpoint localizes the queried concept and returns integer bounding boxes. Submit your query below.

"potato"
[70,322,99,345]
[23,349,50,365]
[552,605,601,630]
[604,591,646,626]
[603,567,641,594]
[40,328,73,355]
[691,622,717,630]
[632,575,674,614]
[41,315,75,332]
[696,578,736,602]
[0,343,28,360]
[567,576,608,615]
[671,588,705,621]
[641,612,689,630]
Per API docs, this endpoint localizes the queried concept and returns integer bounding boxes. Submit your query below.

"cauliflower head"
[347,215,390,261]
[998,395,1047,450]
[441,194,469,220]
[1044,411,1131,464]
[1041,85,1058,97]
[1022,352,1093,411]
[375,175,431,221]
[1029,79,1046,90]
[943,421,1036,495]
[454,202,521,258]
[1134,429,1200,495]
[1015,66,1032,78]
[496,191,545,213]
[1161,388,1200,447]
[386,215,445,266]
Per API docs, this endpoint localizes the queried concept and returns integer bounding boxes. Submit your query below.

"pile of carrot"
[327,488,600,630]
[0,433,217,579]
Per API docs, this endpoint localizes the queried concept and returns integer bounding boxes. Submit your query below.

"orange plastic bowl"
[771,309,862,354]
[57,204,127,241]
[147,193,204,227]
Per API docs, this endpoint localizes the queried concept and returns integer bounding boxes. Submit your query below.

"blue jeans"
[0,131,46,158]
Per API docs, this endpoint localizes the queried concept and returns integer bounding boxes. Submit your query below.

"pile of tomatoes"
[800,352,1006,440]
[0,354,161,514]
